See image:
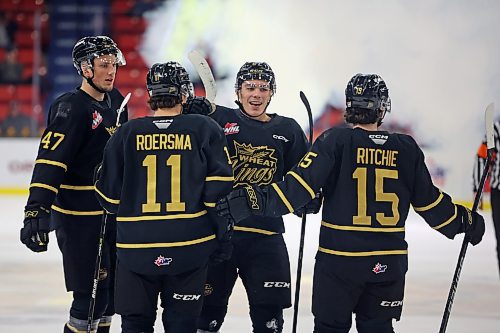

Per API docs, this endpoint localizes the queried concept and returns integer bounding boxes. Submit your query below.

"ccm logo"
[380,300,403,307]
[263,282,291,288]
[173,293,201,301]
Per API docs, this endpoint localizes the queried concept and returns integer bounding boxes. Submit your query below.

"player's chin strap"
[234,98,272,120]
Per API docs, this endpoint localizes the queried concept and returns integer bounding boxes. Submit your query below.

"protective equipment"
[183,96,215,115]
[146,62,194,99]
[294,191,323,217]
[72,36,125,76]
[216,185,266,226]
[345,73,391,125]
[235,62,276,93]
[457,204,485,246]
[20,205,50,252]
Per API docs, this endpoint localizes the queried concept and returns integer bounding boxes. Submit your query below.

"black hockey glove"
[457,204,485,246]
[216,185,266,224]
[294,191,323,217]
[183,96,215,115]
[20,205,50,252]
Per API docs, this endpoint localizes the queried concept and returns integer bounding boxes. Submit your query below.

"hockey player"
[216,73,486,333]
[194,62,319,333]
[94,62,234,333]
[19,35,127,332]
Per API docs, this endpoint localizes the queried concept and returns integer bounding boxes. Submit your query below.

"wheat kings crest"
[232,141,278,187]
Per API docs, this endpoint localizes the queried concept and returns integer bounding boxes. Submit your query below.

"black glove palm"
[20,205,50,252]
[216,186,265,226]
[183,96,214,115]
[294,191,323,217]
[457,204,485,246]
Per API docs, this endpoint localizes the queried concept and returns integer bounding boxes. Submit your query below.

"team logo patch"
[92,111,103,129]
[232,142,277,187]
[203,283,213,296]
[372,262,387,274]
[154,255,172,267]
[224,122,240,135]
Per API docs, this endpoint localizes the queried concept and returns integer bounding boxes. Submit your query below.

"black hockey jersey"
[26,88,127,220]
[258,127,463,280]
[211,105,309,235]
[95,114,234,275]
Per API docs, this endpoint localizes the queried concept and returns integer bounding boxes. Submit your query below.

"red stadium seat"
[112,15,147,34]
[15,85,34,102]
[15,31,34,48]
[0,85,17,102]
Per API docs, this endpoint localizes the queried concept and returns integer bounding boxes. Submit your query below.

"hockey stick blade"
[116,92,131,127]
[188,50,217,102]
[439,102,494,333]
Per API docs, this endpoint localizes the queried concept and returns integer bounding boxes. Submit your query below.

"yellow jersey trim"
[318,246,408,256]
[205,176,234,182]
[117,210,207,222]
[51,205,104,216]
[30,183,58,194]
[288,171,315,199]
[117,234,216,248]
[95,186,120,205]
[204,202,216,207]
[413,192,444,212]
[60,184,95,190]
[234,226,277,235]
[321,221,405,232]
[271,183,294,213]
[433,205,457,230]
[35,159,68,171]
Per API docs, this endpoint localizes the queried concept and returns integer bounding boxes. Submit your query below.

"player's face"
[237,80,273,120]
[89,55,118,92]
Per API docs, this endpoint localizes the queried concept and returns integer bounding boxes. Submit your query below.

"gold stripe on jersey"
[204,202,216,207]
[95,186,120,205]
[117,210,207,222]
[271,183,293,213]
[321,221,405,232]
[35,159,68,171]
[51,205,104,216]
[413,192,444,212]
[30,182,58,193]
[117,234,216,248]
[433,205,457,230]
[205,176,234,182]
[234,226,277,235]
[319,246,408,256]
[287,171,315,199]
[60,184,95,190]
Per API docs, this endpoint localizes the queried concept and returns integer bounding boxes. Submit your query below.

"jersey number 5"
[352,167,400,226]
[142,154,185,213]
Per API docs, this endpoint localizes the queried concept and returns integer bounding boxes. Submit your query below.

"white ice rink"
[1,195,499,332]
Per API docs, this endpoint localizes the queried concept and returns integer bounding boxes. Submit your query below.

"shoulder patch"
[55,102,71,119]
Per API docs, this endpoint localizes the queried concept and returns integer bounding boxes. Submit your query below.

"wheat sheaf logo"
[232,142,277,187]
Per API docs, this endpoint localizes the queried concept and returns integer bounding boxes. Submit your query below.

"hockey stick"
[439,102,495,333]
[116,92,131,127]
[87,213,108,333]
[292,91,314,333]
[188,50,217,102]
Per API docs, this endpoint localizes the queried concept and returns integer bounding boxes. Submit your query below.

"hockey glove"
[294,191,323,217]
[209,238,234,265]
[20,205,50,252]
[216,185,265,224]
[457,204,485,246]
[183,96,215,115]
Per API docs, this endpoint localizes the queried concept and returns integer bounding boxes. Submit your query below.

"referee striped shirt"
[473,121,500,191]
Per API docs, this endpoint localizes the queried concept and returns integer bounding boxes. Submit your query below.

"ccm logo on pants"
[173,293,201,301]
[380,300,403,307]
[263,282,291,288]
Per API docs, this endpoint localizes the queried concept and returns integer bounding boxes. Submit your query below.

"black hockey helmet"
[72,36,126,76]
[146,62,194,98]
[345,73,391,125]
[235,62,276,93]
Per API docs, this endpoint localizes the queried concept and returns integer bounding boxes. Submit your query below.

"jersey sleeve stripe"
[432,205,457,230]
[271,183,294,213]
[95,186,120,205]
[205,176,234,182]
[35,159,68,171]
[413,192,444,212]
[60,184,95,190]
[204,202,216,207]
[117,234,216,248]
[318,246,408,256]
[321,221,405,232]
[51,205,104,216]
[117,210,207,222]
[234,226,277,235]
[30,182,58,193]
[287,171,316,199]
